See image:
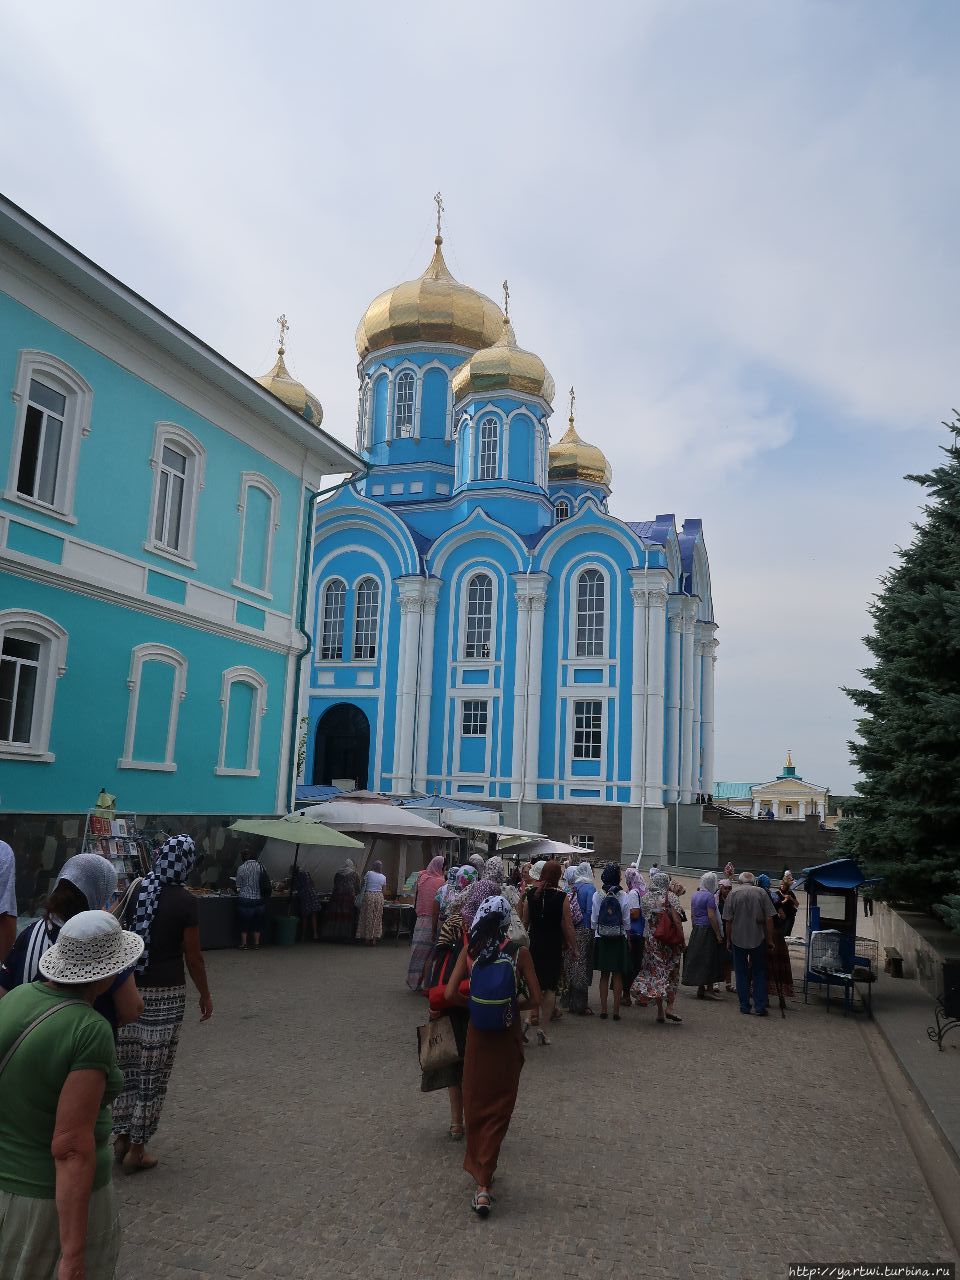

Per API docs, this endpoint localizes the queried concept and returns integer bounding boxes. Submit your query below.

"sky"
[1,1,957,793]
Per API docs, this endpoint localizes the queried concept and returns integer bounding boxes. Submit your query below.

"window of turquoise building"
[119,643,186,772]
[554,500,570,524]
[575,569,605,657]
[461,700,488,737]
[146,423,205,567]
[216,666,267,776]
[353,578,380,660]
[477,417,499,480]
[572,700,602,759]
[235,472,280,597]
[6,351,92,522]
[0,610,67,762]
[394,370,415,437]
[320,579,346,660]
[464,573,493,659]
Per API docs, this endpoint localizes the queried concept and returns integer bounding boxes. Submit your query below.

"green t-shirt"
[0,981,124,1198]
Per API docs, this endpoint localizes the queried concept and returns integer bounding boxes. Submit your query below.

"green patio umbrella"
[230,814,363,916]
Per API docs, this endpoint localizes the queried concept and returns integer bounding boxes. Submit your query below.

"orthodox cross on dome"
[433,191,445,241]
[276,312,289,357]
[568,385,576,425]
[502,279,510,320]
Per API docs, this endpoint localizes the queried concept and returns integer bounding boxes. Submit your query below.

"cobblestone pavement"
[115,941,957,1280]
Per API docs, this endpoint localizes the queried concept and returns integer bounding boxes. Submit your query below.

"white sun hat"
[39,910,144,984]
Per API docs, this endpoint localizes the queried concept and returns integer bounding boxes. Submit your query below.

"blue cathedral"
[293,216,717,861]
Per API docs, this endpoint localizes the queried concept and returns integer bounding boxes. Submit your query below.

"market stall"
[799,857,880,1015]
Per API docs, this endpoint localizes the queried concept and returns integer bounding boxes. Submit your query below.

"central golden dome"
[548,413,612,489]
[451,317,555,404]
[355,237,504,359]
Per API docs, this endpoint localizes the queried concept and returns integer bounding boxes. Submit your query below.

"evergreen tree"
[836,417,960,923]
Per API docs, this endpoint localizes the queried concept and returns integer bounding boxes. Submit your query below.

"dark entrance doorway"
[313,703,370,790]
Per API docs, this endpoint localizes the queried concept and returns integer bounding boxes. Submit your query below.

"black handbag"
[258,864,272,899]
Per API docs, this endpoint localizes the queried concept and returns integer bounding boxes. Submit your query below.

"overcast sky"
[2,2,957,792]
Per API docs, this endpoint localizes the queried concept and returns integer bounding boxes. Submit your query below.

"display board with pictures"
[81,812,151,900]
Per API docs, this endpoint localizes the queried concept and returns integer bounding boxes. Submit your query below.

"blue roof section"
[626,514,674,546]
[799,858,881,891]
[295,784,343,804]
[714,781,758,800]
[400,794,493,812]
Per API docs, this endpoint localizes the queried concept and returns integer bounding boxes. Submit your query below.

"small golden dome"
[548,406,612,489]
[356,237,504,359]
[256,347,323,426]
[451,317,555,404]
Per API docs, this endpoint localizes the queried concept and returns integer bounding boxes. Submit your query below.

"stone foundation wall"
[701,810,836,877]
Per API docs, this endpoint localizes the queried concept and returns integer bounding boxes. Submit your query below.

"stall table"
[194,893,310,949]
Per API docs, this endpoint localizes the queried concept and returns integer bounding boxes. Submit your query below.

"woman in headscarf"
[590,864,633,1020]
[356,858,387,945]
[444,895,541,1218]
[421,867,475,1138]
[760,873,796,999]
[0,853,143,1035]
[562,862,597,1015]
[406,855,447,990]
[113,835,213,1172]
[621,867,647,1005]
[520,859,575,1044]
[467,853,485,873]
[322,857,360,941]
[461,877,497,931]
[631,870,684,1023]
[681,871,725,999]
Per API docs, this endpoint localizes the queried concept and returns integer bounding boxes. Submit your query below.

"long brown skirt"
[462,1019,524,1187]
[767,932,795,998]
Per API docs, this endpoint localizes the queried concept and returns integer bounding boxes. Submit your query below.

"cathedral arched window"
[477,417,499,480]
[575,568,605,657]
[320,579,346,660]
[353,577,380,660]
[554,500,570,524]
[464,573,493,659]
[393,370,415,437]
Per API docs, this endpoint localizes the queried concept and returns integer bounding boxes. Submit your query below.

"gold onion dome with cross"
[451,294,556,404]
[255,315,323,425]
[548,391,613,488]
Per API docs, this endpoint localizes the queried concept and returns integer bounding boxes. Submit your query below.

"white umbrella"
[505,837,583,861]
[299,800,451,839]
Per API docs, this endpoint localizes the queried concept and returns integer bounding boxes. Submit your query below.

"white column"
[644,587,668,806]
[514,574,549,801]
[680,601,697,803]
[394,578,425,793]
[700,635,717,801]
[692,637,704,797]
[665,605,682,803]
[524,589,547,796]
[511,596,531,800]
[413,579,441,792]
[629,584,649,806]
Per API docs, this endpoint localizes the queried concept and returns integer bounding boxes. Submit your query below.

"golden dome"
[548,407,612,489]
[355,237,504,359]
[256,347,323,426]
[451,317,555,404]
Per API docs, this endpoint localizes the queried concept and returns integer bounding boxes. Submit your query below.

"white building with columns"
[299,221,718,862]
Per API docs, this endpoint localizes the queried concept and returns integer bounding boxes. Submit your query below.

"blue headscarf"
[756,873,771,890]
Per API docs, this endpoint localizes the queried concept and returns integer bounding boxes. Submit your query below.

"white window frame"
[352,576,380,661]
[145,422,206,569]
[319,577,347,661]
[462,571,495,660]
[5,351,93,524]
[233,471,281,599]
[118,643,187,772]
[476,416,500,481]
[570,834,595,853]
[574,567,607,658]
[572,698,603,761]
[461,699,488,737]
[0,610,67,763]
[393,368,416,438]
[215,666,267,777]
[554,499,571,524]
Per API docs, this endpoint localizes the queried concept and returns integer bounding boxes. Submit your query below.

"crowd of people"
[409,853,801,1217]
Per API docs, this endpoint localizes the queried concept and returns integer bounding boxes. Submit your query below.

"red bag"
[653,904,684,948]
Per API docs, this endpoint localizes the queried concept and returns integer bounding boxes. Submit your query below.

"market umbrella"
[230,814,363,916]
[298,800,451,838]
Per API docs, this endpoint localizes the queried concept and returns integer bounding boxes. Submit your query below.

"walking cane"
[772,947,787,1019]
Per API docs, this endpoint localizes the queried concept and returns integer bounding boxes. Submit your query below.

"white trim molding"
[0,608,68,762]
[4,349,93,524]
[233,470,281,599]
[215,664,268,776]
[118,642,187,772]
[144,421,206,569]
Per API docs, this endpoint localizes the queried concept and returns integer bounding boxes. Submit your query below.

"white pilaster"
[680,600,697,803]
[394,577,426,793]
[513,573,550,801]
[665,604,682,803]
[510,594,530,799]
[524,587,547,797]
[629,583,649,806]
[644,587,668,806]
[412,578,441,792]
[700,632,718,801]
[693,635,705,797]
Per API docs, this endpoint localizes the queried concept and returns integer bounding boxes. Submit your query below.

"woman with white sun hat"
[0,909,143,1279]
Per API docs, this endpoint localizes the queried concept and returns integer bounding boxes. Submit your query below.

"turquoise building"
[0,195,359,836]
[305,226,718,862]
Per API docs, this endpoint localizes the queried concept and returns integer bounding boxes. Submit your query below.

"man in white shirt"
[0,840,17,961]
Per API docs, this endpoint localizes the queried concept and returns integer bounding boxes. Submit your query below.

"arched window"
[7,351,92,521]
[0,610,68,761]
[353,577,380,660]
[235,472,280,597]
[394,369,416,437]
[477,417,499,480]
[216,666,268,776]
[554,499,570,524]
[464,573,493,659]
[147,423,205,565]
[575,568,605,657]
[119,643,187,772]
[320,579,346,660]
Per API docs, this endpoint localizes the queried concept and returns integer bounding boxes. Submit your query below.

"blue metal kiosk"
[799,858,880,1016]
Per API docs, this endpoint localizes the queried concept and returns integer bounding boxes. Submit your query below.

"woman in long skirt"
[562,863,596,1014]
[356,860,386,945]
[322,859,360,941]
[444,895,541,1218]
[681,871,725,998]
[631,871,684,1024]
[760,874,796,998]
[406,856,446,991]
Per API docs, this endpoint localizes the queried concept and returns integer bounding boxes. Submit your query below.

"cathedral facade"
[301,224,717,859]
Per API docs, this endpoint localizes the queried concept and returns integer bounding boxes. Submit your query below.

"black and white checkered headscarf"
[131,835,197,972]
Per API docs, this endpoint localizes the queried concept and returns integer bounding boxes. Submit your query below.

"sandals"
[612,1014,621,1022]
[122,1151,159,1175]
[665,1013,682,1023]
[448,1124,465,1141]
[599,1011,608,1020]
[536,1029,550,1046]
[471,1190,492,1218]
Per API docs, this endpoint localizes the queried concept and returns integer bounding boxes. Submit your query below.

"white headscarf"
[54,854,118,913]
[575,861,594,885]
[699,871,719,895]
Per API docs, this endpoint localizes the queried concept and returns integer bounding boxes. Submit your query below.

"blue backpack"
[468,952,518,1030]
[596,888,624,937]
